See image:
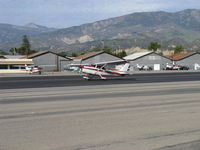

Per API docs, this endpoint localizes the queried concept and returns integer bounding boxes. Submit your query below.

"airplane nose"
[79,65,84,68]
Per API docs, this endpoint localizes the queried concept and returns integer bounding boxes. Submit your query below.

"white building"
[0,56,33,73]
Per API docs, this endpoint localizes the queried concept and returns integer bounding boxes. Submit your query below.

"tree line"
[148,42,184,54]
[3,36,185,57]
[58,42,185,58]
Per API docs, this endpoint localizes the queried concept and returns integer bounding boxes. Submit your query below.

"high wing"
[79,63,130,80]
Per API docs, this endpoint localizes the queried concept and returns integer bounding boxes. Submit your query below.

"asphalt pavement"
[1,71,200,89]
[1,72,200,150]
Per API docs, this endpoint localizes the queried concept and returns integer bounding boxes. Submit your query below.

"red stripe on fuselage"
[82,66,124,76]
[82,67,105,72]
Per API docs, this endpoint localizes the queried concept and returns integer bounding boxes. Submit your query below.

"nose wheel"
[83,74,92,80]
[83,75,90,80]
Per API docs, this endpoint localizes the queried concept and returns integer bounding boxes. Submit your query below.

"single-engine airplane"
[25,65,43,74]
[79,63,130,80]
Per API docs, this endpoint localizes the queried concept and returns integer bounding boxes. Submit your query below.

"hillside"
[1,9,200,52]
[0,23,56,49]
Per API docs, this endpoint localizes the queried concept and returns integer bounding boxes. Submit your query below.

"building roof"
[74,51,104,60]
[72,51,126,65]
[94,59,125,65]
[0,59,33,65]
[4,55,25,59]
[123,51,153,60]
[21,51,72,60]
[171,52,196,61]
[21,51,48,59]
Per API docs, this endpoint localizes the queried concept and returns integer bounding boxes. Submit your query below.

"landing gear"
[83,74,107,80]
[83,74,92,80]
[83,75,90,80]
[99,75,106,80]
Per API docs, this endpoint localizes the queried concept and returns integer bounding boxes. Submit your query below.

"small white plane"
[25,65,43,74]
[79,63,130,80]
[136,64,152,71]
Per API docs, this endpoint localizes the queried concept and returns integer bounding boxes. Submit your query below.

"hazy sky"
[0,0,200,28]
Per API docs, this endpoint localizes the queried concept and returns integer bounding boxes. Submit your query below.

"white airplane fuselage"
[81,66,109,76]
[80,63,130,79]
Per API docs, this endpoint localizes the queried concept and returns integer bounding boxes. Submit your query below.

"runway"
[1,72,200,150]
[1,72,200,89]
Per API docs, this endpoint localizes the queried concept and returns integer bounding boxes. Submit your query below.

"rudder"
[119,63,130,71]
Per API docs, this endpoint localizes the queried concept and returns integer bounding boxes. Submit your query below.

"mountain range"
[1,9,200,53]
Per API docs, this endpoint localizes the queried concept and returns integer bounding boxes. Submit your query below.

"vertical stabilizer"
[119,63,130,71]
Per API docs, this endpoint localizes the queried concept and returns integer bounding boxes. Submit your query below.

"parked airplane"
[165,63,189,70]
[79,63,130,80]
[136,64,152,71]
[25,65,43,74]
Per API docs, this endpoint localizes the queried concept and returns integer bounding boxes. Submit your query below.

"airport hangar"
[171,52,200,70]
[1,51,125,72]
[71,51,126,68]
[124,51,172,70]
[22,51,72,71]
